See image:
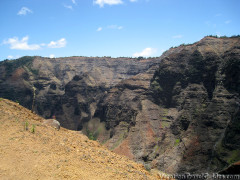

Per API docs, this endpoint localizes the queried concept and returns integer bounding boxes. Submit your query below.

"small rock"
[43,119,60,130]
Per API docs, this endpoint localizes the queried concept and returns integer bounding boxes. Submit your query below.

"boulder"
[43,119,60,130]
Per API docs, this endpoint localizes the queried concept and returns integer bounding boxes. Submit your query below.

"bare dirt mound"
[0,98,166,180]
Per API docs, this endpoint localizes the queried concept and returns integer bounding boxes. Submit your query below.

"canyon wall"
[0,36,239,174]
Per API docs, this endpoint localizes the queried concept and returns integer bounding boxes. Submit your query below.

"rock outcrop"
[0,36,240,174]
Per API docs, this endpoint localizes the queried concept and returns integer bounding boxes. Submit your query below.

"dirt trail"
[0,98,170,180]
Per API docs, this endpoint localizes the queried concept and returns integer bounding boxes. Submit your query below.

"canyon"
[0,36,239,174]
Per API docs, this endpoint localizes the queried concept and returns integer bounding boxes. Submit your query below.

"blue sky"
[0,0,239,61]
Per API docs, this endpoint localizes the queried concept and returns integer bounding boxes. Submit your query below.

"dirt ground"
[0,98,170,180]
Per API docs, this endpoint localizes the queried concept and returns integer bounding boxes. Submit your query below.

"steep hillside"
[0,98,163,179]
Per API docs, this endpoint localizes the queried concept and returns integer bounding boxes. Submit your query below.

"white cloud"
[63,4,73,9]
[3,36,41,50]
[48,38,66,48]
[216,32,221,37]
[17,7,33,16]
[225,20,231,24]
[205,21,217,28]
[130,0,138,2]
[108,25,123,30]
[49,54,55,58]
[7,55,14,59]
[97,25,123,31]
[133,47,157,57]
[3,36,67,50]
[72,0,76,4]
[94,0,123,7]
[172,35,183,39]
[7,55,20,59]
[97,27,103,31]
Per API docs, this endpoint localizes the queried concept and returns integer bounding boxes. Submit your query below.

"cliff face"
[0,36,239,174]
[148,37,240,173]
[0,56,160,130]
[91,37,240,173]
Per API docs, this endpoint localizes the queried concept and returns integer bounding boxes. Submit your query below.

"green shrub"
[24,121,29,131]
[88,132,95,140]
[31,124,36,133]
[174,139,180,146]
[86,129,97,140]
[227,150,240,164]
[151,80,163,92]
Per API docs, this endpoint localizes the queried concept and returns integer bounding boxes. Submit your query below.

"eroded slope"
[0,98,163,180]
